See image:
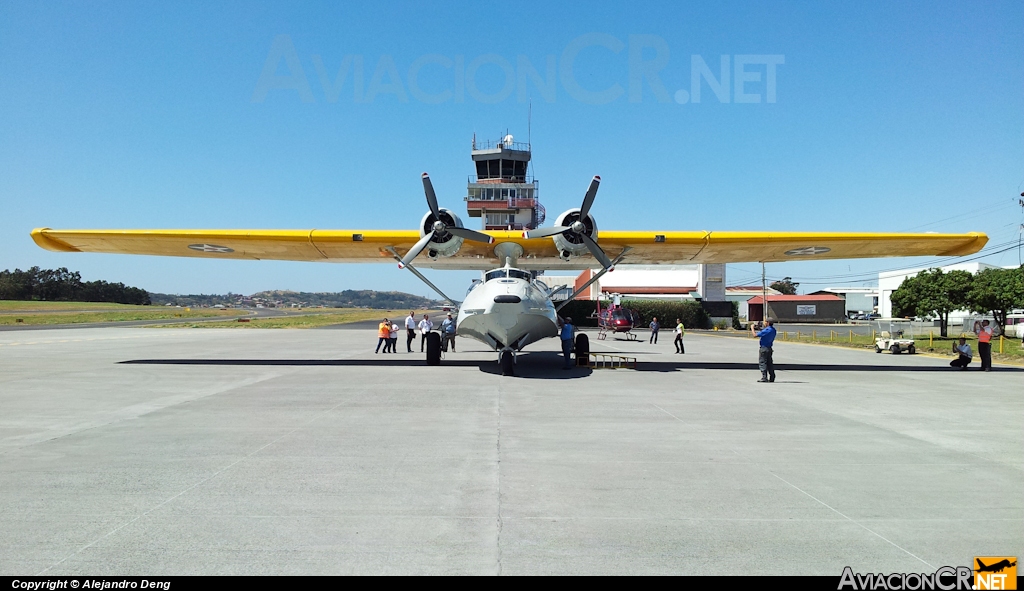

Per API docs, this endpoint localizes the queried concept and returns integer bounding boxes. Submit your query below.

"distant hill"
[148,289,450,309]
[252,290,450,309]
[147,293,239,307]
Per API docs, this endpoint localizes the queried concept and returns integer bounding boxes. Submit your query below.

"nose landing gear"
[499,349,515,376]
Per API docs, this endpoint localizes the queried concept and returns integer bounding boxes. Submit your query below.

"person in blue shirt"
[751,319,777,383]
[440,313,457,352]
[559,316,575,369]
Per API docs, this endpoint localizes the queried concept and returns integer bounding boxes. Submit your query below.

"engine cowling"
[419,208,465,258]
[551,208,599,261]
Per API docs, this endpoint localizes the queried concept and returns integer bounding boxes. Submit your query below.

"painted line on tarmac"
[692,331,1024,368]
[37,386,350,576]
[0,335,150,347]
[651,402,936,570]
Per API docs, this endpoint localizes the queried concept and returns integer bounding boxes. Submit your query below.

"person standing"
[376,318,390,353]
[441,313,457,352]
[405,311,417,352]
[674,318,685,354]
[559,316,575,370]
[974,319,993,372]
[751,318,777,383]
[418,314,434,352]
[649,317,660,344]
[950,337,973,370]
[389,321,400,354]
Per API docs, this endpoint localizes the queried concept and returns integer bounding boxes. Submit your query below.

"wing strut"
[386,247,459,307]
[554,248,632,312]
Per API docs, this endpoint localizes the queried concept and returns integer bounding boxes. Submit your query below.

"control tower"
[464,134,545,231]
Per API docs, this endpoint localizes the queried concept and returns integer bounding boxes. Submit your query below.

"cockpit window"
[486,269,530,282]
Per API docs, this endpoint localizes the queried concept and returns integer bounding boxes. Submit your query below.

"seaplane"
[31,138,988,376]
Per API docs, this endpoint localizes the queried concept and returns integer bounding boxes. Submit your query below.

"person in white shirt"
[405,311,417,352]
[418,314,434,352]
[389,322,400,354]
[950,337,973,370]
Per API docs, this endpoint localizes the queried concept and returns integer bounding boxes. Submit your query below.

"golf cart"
[875,319,916,354]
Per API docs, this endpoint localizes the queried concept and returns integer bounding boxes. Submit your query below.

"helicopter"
[595,294,639,341]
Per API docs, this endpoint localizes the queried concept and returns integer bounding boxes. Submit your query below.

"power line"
[900,199,1017,232]
[790,242,1023,286]
[776,239,1021,283]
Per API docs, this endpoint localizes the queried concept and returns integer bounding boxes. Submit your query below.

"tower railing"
[467,175,535,184]
[471,139,532,152]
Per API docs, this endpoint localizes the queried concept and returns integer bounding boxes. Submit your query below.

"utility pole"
[761,262,768,324]
[1019,193,1024,266]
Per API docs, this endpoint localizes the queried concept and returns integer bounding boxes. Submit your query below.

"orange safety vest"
[378,322,390,338]
[978,327,992,343]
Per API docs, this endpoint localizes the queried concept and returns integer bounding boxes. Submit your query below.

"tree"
[890,268,973,337]
[770,277,799,295]
[0,267,151,305]
[0,268,38,300]
[966,266,1024,335]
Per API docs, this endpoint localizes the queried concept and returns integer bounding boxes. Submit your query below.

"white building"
[566,264,726,302]
[726,285,781,319]
[814,287,880,316]
[878,262,1000,322]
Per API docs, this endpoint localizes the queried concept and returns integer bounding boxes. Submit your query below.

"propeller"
[523,176,614,270]
[399,173,494,268]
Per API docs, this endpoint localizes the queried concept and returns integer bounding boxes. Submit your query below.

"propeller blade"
[421,173,440,217]
[579,175,601,219]
[522,226,569,239]
[580,233,614,271]
[448,227,495,244]
[399,233,435,269]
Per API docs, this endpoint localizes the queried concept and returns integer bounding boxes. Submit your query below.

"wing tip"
[30,228,80,253]
[938,232,989,257]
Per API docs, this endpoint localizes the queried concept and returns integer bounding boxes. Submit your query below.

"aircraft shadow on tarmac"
[119,351,593,380]
[635,361,1023,373]
[118,356,1020,375]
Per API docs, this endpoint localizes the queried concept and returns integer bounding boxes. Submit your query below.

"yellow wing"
[31,227,988,270]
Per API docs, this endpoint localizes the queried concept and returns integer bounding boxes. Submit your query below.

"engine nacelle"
[551,208,599,261]
[419,208,465,258]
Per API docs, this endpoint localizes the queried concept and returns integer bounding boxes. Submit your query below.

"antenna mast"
[528,100,532,149]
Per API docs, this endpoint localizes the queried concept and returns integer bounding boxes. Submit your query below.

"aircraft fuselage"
[456,266,559,352]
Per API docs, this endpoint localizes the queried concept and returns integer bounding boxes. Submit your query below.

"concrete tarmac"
[1,327,1020,575]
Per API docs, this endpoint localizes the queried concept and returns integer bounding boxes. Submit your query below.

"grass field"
[0,301,241,325]
[151,309,391,329]
[763,329,1024,364]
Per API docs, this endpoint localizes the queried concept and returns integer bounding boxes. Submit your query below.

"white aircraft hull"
[456,273,559,351]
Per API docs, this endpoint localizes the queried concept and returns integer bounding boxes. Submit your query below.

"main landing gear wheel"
[426,332,442,366]
[574,333,590,366]
[500,350,515,376]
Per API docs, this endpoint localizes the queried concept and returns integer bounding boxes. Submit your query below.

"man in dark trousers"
[973,319,993,371]
[751,319,777,383]
[404,311,417,353]
[950,337,973,369]
[649,317,660,344]
[559,316,575,370]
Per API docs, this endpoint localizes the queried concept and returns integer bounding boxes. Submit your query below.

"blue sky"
[1,1,1021,298]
